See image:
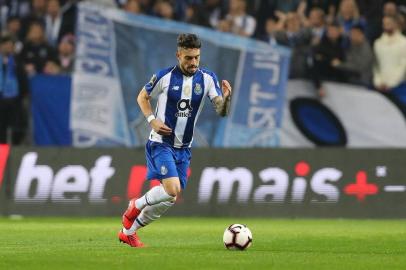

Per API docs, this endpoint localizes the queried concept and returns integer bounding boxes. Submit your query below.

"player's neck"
[177,65,196,77]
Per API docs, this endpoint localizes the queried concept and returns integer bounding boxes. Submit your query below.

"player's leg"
[122,142,179,229]
[122,176,179,227]
[123,150,189,235]
[119,178,180,246]
[123,177,180,232]
[123,198,175,234]
[119,182,178,248]
[161,176,182,197]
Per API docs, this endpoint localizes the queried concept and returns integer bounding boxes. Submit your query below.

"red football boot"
[118,230,145,248]
[122,198,141,229]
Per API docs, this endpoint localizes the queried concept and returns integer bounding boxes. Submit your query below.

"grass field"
[0,217,405,270]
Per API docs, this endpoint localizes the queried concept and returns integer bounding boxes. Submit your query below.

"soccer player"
[118,33,232,247]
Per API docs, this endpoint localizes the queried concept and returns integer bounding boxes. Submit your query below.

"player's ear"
[176,50,180,60]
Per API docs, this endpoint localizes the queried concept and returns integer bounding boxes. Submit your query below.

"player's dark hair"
[177,34,201,49]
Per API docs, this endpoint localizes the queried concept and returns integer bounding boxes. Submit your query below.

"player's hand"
[222,80,232,100]
[150,119,172,136]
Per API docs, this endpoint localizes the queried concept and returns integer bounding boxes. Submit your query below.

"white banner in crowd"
[281,80,406,147]
[71,4,131,146]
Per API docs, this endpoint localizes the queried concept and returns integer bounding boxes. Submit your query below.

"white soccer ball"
[223,224,253,250]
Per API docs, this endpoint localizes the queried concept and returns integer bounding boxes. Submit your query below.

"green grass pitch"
[0,217,405,270]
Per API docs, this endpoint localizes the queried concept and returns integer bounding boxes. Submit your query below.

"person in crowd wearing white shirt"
[45,0,63,46]
[217,0,256,37]
[373,15,406,92]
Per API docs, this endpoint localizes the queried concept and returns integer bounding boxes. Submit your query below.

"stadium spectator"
[0,33,28,145]
[217,0,256,37]
[253,0,275,38]
[171,0,204,22]
[310,21,345,96]
[184,4,210,28]
[355,0,385,43]
[303,7,326,45]
[20,21,58,76]
[383,1,406,33]
[373,15,406,91]
[205,0,226,29]
[272,0,306,14]
[6,0,31,16]
[123,0,142,14]
[136,0,155,15]
[331,24,373,86]
[262,16,285,45]
[273,12,313,78]
[85,0,116,7]
[56,33,75,74]
[305,0,338,22]
[384,1,398,17]
[153,0,176,20]
[20,0,47,40]
[44,0,75,46]
[336,0,366,41]
[5,16,24,53]
[59,0,78,38]
[0,0,31,28]
[45,0,64,46]
[43,34,75,75]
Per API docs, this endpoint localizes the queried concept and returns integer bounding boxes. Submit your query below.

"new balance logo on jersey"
[176,99,193,117]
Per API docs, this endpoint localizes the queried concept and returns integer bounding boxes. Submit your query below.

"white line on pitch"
[384,186,406,192]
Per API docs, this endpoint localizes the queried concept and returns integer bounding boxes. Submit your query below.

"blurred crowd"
[1,0,406,144]
[121,0,406,97]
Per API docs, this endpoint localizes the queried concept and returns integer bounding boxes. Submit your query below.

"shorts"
[145,140,191,189]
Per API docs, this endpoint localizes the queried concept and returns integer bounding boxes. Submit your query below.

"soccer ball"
[223,224,253,250]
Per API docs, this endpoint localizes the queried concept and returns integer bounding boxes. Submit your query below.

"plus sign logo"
[344,171,379,202]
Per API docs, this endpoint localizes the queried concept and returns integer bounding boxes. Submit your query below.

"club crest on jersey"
[194,83,202,95]
[160,165,168,175]
[176,99,193,117]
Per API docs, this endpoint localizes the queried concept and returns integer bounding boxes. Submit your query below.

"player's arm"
[137,88,172,135]
[212,80,232,117]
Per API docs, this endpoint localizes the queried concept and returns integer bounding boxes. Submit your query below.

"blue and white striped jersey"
[144,65,222,148]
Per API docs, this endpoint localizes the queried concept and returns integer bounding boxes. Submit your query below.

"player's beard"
[182,64,198,76]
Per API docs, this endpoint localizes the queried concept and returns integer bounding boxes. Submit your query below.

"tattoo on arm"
[213,96,231,117]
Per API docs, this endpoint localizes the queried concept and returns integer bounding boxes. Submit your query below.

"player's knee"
[162,178,181,197]
[165,185,181,197]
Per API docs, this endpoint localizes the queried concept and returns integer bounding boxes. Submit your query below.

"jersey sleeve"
[144,73,161,96]
[206,71,223,101]
[143,67,173,96]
